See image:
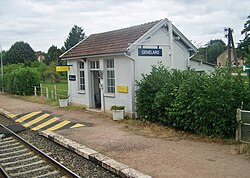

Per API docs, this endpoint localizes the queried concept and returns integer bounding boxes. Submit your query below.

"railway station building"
[60,18,214,117]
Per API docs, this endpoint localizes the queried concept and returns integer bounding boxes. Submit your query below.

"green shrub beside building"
[136,64,250,138]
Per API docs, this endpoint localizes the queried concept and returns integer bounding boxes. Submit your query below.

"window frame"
[78,61,85,91]
[90,60,100,70]
[106,59,115,94]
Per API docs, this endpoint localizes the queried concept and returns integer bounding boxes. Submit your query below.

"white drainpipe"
[169,21,174,69]
[124,51,136,117]
[187,53,196,68]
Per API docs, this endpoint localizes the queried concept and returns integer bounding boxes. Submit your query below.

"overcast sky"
[0,0,249,52]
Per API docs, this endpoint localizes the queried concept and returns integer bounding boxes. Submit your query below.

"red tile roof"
[61,20,161,59]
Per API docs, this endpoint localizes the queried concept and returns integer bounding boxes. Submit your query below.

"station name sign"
[138,48,162,56]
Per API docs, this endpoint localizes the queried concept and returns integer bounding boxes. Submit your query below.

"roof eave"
[127,19,166,52]
[172,25,197,52]
[190,58,216,67]
[61,51,126,60]
[59,36,90,59]
[127,18,197,53]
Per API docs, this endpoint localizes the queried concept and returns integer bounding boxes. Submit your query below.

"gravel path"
[0,115,118,178]
[0,93,250,178]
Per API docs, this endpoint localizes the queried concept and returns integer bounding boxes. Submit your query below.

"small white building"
[60,18,214,117]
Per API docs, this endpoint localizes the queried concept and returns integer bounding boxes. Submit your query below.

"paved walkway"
[0,93,249,178]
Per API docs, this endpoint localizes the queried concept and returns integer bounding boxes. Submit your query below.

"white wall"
[103,55,134,114]
[67,55,135,115]
[172,40,189,70]
[130,27,191,81]
[131,28,169,81]
[67,60,90,107]
[189,60,215,73]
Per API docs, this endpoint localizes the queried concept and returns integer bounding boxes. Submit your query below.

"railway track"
[0,124,80,178]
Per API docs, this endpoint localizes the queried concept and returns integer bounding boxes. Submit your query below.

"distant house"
[35,51,45,62]
[217,49,244,66]
[60,18,215,117]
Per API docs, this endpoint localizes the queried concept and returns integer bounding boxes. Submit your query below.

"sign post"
[243,65,250,72]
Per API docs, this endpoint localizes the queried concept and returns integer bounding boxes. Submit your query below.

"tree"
[64,25,85,50]
[193,39,226,64]
[237,15,250,60]
[4,41,36,64]
[43,62,61,83]
[45,45,63,65]
[30,61,47,82]
[207,39,226,63]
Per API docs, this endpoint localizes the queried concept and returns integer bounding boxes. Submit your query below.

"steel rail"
[0,166,9,178]
[0,124,80,178]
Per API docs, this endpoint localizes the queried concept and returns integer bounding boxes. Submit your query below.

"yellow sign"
[117,86,128,93]
[56,66,69,72]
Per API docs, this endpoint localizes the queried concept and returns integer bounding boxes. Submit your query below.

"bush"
[43,62,61,83]
[136,64,250,138]
[2,64,25,92]
[7,67,40,95]
[136,64,170,122]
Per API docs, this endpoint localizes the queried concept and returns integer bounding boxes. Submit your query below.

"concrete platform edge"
[40,130,152,178]
[0,108,16,119]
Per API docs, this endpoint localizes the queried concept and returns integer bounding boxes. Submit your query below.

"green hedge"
[6,67,40,95]
[136,64,250,138]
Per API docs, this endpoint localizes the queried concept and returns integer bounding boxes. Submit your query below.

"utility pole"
[224,27,237,73]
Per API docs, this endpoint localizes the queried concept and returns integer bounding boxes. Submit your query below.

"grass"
[12,79,86,110]
[40,81,68,99]
[120,118,238,144]
[121,118,184,140]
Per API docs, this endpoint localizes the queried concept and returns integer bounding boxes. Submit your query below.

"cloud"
[0,0,249,52]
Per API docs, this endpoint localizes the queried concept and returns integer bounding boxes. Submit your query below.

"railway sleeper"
[4,159,45,171]
[0,145,24,153]
[33,170,61,178]
[1,155,39,166]
[10,165,61,177]
[0,152,33,162]
[0,139,16,146]
[0,148,29,157]
[0,142,21,149]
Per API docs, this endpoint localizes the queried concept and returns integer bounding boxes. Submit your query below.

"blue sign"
[69,75,76,81]
[138,48,162,56]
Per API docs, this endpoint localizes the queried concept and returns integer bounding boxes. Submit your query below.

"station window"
[106,59,115,93]
[90,60,100,70]
[79,62,85,90]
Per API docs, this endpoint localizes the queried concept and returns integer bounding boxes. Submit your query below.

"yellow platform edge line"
[23,113,50,127]
[15,111,42,123]
[46,120,71,131]
[8,114,17,118]
[32,117,60,131]
[70,123,85,129]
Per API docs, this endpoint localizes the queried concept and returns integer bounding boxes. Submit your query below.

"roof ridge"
[90,19,161,36]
